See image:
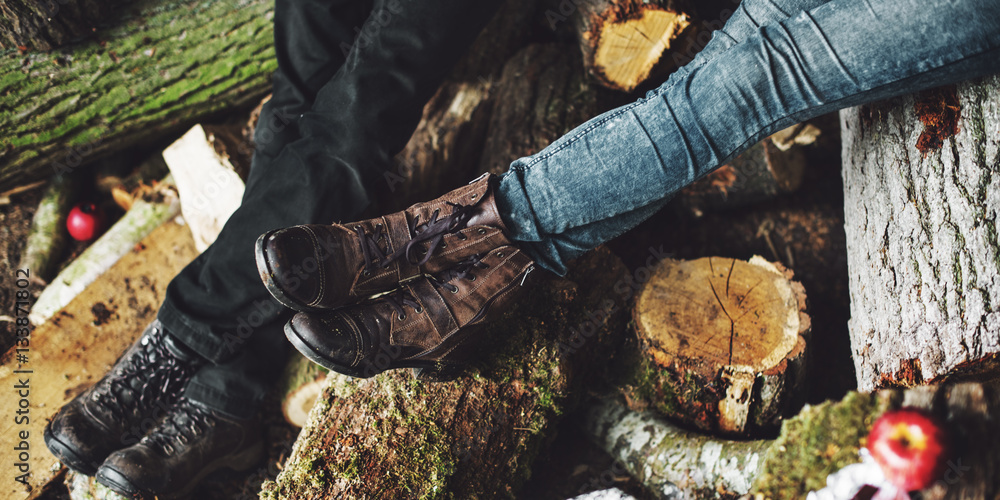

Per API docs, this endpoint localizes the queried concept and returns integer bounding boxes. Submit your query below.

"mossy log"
[674,124,817,217]
[279,352,329,428]
[0,0,276,192]
[625,256,810,436]
[754,381,1000,499]
[841,76,1000,391]
[260,247,630,499]
[16,173,77,283]
[566,0,694,92]
[28,176,179,325]
[580,397,772,499]
[478,43,599,175]
[0,0,126,51]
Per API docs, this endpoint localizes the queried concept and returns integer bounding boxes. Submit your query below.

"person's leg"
[158,0,503,416]
[497,0,1000,275]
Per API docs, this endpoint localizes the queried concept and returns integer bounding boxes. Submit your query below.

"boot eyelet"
[414,307,423,314]
[468,275,476,281]
[477,228,487,235]
[449,285,460,294]
[363,269,372,276]
[496,252,505,258]
[398,314,407,321]
[471,194,478,200]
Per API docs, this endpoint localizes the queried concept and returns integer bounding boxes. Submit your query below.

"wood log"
[0,220,197,500]
[478,43,599,175]
[566,0,694,92]
[260,247,630,499]
[162,125,245,252]
[0,0,126,51]
[581,397,771,499]
[754,381,1000,499]
[279,352,329,428]
[841,75,1000,392]
[16,173,77,283]
[625,256,810,436]
[0,0,276,192]
[674,124,818,217]
[28,176,179,325]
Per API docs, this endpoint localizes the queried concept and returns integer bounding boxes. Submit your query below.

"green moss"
[753,391,889,498]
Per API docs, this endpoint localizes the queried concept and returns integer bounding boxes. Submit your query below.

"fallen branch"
[16,174,78,283]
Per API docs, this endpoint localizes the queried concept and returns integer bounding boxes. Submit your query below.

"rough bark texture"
[0,0,126,51]
[0,0,276,192]
[841,76,1000,392]
[625,256,810,436]
[16,173,76,282]
[0,221,197,500]
[580,397,771,499]
[259,247,630,499]
[755,381,1000,500]
[567,0,694,92]
[674,127,813,217]
[478,43,599,175]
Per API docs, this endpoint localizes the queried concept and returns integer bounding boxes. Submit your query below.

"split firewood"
[674,124,819,217]
[0,0,275,192]
[0,221,197,500]
[29,176,179,325]
[841,75,1000,391]
[162,125,246,253]
[95,154,170,211]
[624,256,810,436]
[580,397,771,499]
[279,352,329,428]
[16,174,77,284]
[565,0,695,92]
[478,43,599,175]
[260,247,629,499]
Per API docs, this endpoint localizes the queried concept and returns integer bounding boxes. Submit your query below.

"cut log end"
[589,8,690,92]
[630,256,810,435]
[279,353,329,428]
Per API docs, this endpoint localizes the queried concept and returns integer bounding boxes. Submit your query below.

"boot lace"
[379,254,490,320]
[143,398,216,456]
[355,196,485,274]
[91,326,198,422]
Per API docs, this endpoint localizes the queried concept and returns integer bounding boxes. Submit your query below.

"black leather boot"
[43,321,202,475]
[95,397,264,499]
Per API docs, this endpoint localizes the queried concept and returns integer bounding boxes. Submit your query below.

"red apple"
[66,203,105,241]
[868,407,950,491]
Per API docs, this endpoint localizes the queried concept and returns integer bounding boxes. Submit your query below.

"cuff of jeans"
[157,302,232,365]
[183,379,260,420]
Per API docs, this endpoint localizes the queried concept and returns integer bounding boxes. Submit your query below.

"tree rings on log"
[571,0,693,92]
[631,256,810,435]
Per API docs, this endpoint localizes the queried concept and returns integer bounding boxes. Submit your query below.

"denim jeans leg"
[497,0,1000,275]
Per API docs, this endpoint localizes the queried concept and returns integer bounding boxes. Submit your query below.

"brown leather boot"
[43,321,202,475]
[256,172,512,312]
[95,397,263,499]
[283,245,535,379]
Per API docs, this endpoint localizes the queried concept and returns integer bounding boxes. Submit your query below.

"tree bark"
[0,0,126,51]
[841,76,1000,392]
[567,0,694,92]
[259,247,630,500]
[478,43,599,175]
[580,397,772,499]
[0,0,276,192]
[625,256,810,436]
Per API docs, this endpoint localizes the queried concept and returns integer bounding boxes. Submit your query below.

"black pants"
[157,0,503,417]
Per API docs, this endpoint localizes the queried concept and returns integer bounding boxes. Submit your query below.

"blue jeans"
[496,0,1000,275]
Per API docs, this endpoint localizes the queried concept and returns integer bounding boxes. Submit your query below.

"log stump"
[628,256,810,435]
[568,0,694,92]
[841,75,1000,391]
[279,352,329,428]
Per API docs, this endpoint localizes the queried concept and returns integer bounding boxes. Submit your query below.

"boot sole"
[254,230,326,313]
[284,320,463,380]
[43,424,102,476]
[95,440,264,500]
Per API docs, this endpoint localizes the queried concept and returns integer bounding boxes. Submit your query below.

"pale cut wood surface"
[0,220,196,499]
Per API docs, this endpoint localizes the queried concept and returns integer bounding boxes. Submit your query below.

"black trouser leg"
[159,0,504,417]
